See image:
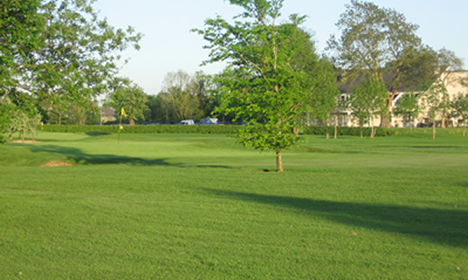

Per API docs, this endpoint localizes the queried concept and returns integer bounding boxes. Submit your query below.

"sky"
[93,0,468,96]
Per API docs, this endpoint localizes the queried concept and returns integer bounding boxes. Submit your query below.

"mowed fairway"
[0,131,467,279]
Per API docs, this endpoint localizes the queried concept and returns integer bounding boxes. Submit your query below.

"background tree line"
[144,70,225,124]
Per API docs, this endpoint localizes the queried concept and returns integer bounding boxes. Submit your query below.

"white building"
[332,70,468,128]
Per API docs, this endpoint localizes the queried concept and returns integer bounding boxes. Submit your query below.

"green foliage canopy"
[0,0,44,91]
[158,70,205,121]
[108,84,149,125]
[350,75,387,137]
[1,0,141,141]
[451,93,468,136]
[328,0,424,127]
[393,93,420,131]
[2,0,142,101]
[421,81,449,139]
[194,0,337,171]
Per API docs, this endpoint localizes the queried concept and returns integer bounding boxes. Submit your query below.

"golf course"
[1,130,467,279]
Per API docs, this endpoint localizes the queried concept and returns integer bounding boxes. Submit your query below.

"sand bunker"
[41,161,74,167]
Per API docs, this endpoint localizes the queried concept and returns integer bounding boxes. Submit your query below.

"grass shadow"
[203,188,468,248]
[410,146,461,149]
[86,132,111,136]
[26,145,230,168]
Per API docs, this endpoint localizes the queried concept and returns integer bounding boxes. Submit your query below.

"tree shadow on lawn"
[203,188,468,248]
[85,132,111,136]
[26,145,231,168]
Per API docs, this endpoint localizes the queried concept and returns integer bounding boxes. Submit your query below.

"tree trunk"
[293,127,299,137]
[380,100,393,128]
[276,151,283,172]
[464,124,466,136]
[325,126,329,139]
[334,117,338,139]
[380,116,392,127]
[432,121,436,140]
[360,126,363,138]
[129,117,135,126]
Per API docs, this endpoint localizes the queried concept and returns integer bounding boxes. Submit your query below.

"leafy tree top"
[194,0,338,172]
[1,0,142,104]
[328,0,421,73]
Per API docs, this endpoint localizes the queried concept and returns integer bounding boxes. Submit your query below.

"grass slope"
[0,131,467,279]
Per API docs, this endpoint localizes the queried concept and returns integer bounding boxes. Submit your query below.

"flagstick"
[118,107,126,145]
[118,108,122,145]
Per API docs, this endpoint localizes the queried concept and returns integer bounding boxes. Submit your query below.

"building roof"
[101,107,116,118]
[337,67,454,94]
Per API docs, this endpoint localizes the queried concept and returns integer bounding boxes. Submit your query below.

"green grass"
[1,131,467,279]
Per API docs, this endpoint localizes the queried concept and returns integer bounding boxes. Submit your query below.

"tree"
[44,97,69,125]
[144,95,165,123]
[66,99,99,125]
[0,95,41,143]
[308,58,341,139]
[0,91,42,142]
[1,0,142,120]
[156,91,177,123]
[5,111,41,142]
[435,48,465,128]
[451,93,468,136]
[159,70,204,121]
[193,72,220,119]
[350,75,387,138]
[1,0,141,141]
[415,48,465,135]
[0,0,44,93]
[195,0,336,172]
[393,93,420,133]
[390,46,439,93]
[421,81,448,139]
[328,0,423,127]
[108,84,149,125]
[0,98,15,144]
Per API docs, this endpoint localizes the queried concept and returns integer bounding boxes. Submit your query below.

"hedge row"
[415,127,467,135]
[38,124,403,137]
[301,125,399,137]
[38,124,243,134]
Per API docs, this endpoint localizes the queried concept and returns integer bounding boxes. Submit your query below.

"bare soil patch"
[41,161,74,167]
[11,140,40,143]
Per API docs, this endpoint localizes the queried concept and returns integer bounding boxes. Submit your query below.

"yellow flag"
[121,107,127,117]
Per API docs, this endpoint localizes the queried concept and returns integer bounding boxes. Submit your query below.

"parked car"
[200,118,218,125]
[417,123,433,128]
[179,119,195,125]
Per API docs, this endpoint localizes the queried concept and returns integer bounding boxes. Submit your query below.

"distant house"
[331,69,468,128]
[100,107,117,123]
[393,70,468,128]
